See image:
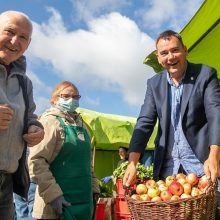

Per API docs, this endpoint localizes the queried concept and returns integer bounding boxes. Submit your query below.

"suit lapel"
[181,63,195,117]
[160,71,170,144]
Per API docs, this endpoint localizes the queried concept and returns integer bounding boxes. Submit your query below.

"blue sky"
[1,0,203,117]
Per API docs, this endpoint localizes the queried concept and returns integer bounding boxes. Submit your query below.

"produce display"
[98,179,113,198]
[112,161,153,184]
[130,173,209,202]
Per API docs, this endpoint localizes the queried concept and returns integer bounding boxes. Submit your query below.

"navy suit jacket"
[129,62,220,179]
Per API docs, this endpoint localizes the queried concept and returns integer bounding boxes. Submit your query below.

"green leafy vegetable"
[112,161,153,184]
[98,179,113,198]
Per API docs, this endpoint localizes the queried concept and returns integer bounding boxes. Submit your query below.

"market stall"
[77,107,156,179]
[77,108,156,220]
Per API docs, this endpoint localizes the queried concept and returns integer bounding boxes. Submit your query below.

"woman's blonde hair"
[50,81,78,105]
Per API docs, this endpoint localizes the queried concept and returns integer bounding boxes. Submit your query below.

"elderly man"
[0,11,44,219]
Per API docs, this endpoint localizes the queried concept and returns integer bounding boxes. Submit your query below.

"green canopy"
[77,108,156,179]
[77,108,156,150]
[144,0,220,78]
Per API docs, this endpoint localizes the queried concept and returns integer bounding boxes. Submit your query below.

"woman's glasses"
[59,94,81,100]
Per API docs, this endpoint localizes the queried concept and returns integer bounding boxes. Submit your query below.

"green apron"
[50,116,93,220]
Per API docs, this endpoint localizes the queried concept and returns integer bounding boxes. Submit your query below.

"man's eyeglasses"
[59,94,81,100]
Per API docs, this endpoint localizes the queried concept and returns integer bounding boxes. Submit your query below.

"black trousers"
[0,172,14,220]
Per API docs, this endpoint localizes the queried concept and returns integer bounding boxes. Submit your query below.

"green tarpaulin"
[77,108,156,179]
[144,0,220,78]
[77,107,156,151]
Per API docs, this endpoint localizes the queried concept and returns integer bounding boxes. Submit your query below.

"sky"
[1,0,204,117]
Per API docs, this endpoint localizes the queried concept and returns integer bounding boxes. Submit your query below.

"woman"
[117,146,128,168]
[101,146,128,183]
[28,81,96,220]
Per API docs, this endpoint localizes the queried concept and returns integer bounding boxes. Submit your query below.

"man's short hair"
[156,30,184,48]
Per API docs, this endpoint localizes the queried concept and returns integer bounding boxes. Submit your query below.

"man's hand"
[23,125,44,147]
[0,104,13,130]
[123,162,137,187]
[50,196,71,214]
[204,145,220,182]
[122,152,140,187]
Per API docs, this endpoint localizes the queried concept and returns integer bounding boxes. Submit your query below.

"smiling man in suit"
[123,30,220,215]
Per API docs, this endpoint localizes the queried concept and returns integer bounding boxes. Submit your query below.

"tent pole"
[92,142,96,172]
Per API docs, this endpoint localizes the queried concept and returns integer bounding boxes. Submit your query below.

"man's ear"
[157,59,161,65]
[156,52,161,65]
[26,38,32,50]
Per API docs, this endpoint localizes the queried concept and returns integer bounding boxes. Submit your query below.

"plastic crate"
[116,213,131,220]
[116,178,125,196]
[116,197,130,215]
[94,202,105,220]
[116,178,136,197]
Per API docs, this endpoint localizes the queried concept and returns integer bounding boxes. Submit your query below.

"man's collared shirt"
[160,72,204,178]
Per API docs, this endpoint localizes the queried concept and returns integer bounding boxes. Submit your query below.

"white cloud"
[34,96,51,115]
[27,70,53,96]
[28,9,156,107]
[71,0,131,23]
[136,0,204,32]
[26,70,53,114]
[84,96,100,106]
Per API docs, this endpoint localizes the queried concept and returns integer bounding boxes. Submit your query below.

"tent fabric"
[77,108,136,150]
[77,108,156,151]
[144,0,220,79]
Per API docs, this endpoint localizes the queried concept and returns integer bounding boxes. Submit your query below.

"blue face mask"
[57,98,79,112]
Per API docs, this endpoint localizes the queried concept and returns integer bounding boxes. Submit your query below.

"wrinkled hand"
[0,104,13,130]
[23,125,44,147]
[204,145,220,182]
[101,176,112,183]
[50,196,71,214]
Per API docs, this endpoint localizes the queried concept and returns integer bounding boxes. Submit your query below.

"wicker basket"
[125,182,217,220]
